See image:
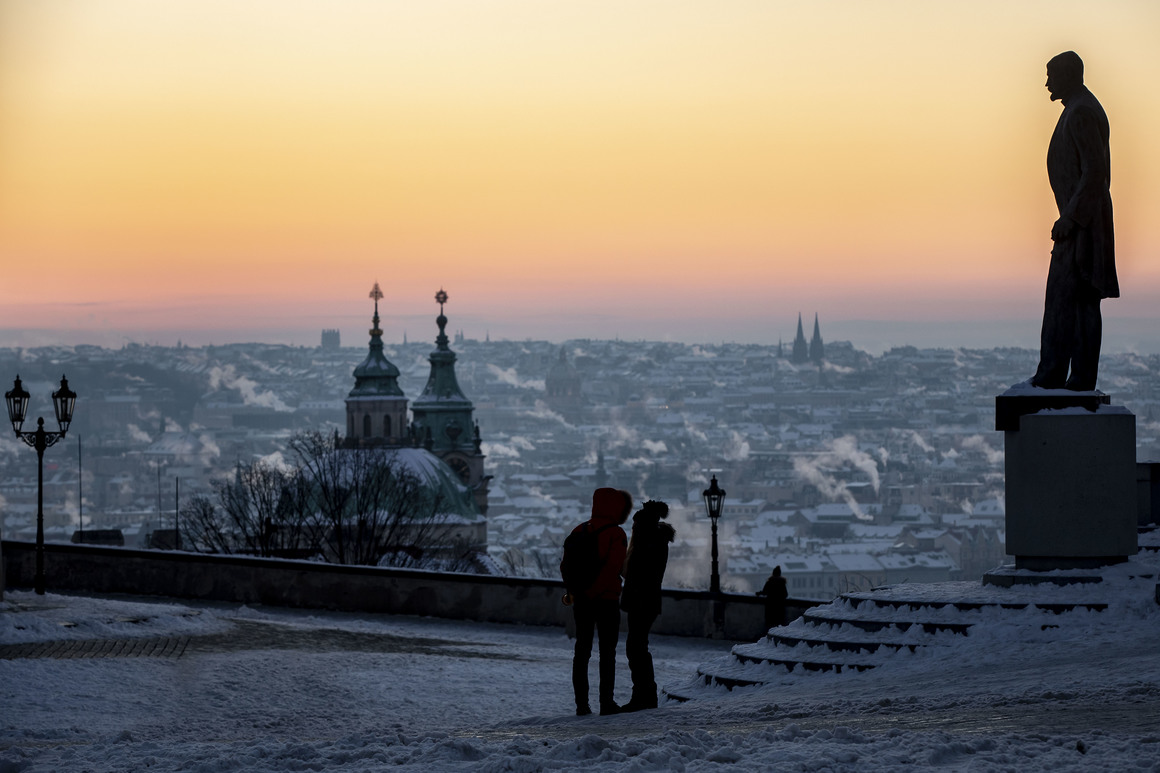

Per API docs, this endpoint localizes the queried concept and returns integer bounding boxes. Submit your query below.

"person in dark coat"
[619,499,675,712]
[1030,51,1117,391]
[756,565,789,630]
[565,487,631,716]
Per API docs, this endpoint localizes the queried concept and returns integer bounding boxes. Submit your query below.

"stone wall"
[1,540,818,641]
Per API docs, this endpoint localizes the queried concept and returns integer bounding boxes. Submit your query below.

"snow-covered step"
[698,645,879,688]
[801,607,974,636]
[765,627,923,655]
[665,564,1160,705]
[671,594,987,696]
[734,637,890,667]
[842,591,1108,615]
[667,586,1115,700]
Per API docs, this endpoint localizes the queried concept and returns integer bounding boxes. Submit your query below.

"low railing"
[1,539,820,641]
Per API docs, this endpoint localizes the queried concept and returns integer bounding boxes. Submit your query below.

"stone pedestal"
[1000,392,1137,570]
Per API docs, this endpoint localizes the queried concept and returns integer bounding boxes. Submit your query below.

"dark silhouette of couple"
[562,488,674,715]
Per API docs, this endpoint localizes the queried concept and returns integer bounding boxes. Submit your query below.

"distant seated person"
[756,565,788,629]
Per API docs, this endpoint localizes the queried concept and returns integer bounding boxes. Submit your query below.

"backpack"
[560,522,614,597]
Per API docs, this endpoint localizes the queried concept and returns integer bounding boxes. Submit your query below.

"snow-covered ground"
[3,571,1160,772]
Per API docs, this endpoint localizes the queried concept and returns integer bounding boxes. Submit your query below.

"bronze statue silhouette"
[1030,51,1117,392]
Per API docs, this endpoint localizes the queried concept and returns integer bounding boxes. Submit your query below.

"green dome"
[321,447,479,521]
[383,447,481,520]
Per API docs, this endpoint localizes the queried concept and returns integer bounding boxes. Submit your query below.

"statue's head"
[1046,51,1084,102]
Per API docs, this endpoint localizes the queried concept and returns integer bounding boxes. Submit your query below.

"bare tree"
[495,545,559,579]
[185,432,483,567]
[288,431,482,568]
[210,459,323,557]
[181,457,317,557]
[179,494,232,554]
[289,432,357,562]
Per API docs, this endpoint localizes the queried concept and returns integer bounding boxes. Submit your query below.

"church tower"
[809,313,825,363]
[545,346,584,420]
[409,289,490,514]
[791,313,809,364]
[344,283,409,447]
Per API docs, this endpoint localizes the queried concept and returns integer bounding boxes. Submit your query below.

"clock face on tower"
[448,457,472,484]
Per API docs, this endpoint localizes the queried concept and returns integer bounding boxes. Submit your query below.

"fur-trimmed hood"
[632,505,675,543]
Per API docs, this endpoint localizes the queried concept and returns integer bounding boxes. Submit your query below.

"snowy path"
[4,589,1160,771]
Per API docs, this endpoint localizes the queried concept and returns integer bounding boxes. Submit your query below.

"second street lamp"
[702,474,726,594]
[5,375,77,595]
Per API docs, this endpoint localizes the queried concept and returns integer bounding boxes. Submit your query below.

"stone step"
[737,637,908,662]
[664,572,1151,703]
[698,648,879,690]
[841,591,1108,614]
[801,607,974,636]
[691,645,872,687]
[764,629,921,654]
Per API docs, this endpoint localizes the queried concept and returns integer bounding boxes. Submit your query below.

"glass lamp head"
[5,375,30,433]
[702,475,726,521]
[52,375,77,434]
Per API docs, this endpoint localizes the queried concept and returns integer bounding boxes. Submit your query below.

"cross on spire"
[434,288,449,349]
[369,281,384,336]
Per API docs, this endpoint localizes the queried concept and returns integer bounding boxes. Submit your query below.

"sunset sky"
[2,1,1158,351]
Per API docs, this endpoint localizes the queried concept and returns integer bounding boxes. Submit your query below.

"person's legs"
[772,601,787,628]
[572,600,596,713]
[594,600,621,713]
[1066,287,1102,391]
[624,610,658,709]
[1033,245,1079,389]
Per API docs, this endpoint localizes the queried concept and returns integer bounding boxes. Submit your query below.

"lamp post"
[5,375,77,595]
[702,474,726,593]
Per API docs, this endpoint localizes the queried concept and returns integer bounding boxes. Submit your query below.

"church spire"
[411,288,474,454]
[792,313,809,364]
[344,282,408,446]
[434,288,451,351]
[810,313,825,363]
[348,282,403,398]
[409,289,489,514]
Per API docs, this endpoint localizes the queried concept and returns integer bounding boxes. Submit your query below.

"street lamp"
[5,375,77,595]
[702,474,726,593]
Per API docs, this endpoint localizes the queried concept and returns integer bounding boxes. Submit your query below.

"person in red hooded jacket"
[565,487,631,716]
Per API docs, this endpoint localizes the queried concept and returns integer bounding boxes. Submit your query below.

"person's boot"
[599,702,620,716]
[620,694,658,712]
[576,705,592,716]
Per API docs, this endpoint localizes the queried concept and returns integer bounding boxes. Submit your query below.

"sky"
[2,1,1159,351]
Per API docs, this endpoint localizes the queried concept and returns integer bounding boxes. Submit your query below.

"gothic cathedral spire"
[792,313,809,364]
[810,313,825,363]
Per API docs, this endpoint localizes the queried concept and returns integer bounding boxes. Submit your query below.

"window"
[363,414,371,437]
[383,415,391,437]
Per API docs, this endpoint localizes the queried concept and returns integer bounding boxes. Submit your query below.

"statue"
[1030,51,1117,392]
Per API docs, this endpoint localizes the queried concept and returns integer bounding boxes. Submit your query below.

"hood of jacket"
[633,509,676,543]
[590,487,628,526]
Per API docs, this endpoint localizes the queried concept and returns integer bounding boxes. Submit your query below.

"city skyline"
[2,1,1158,351]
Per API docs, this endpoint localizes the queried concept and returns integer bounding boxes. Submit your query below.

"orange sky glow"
[2,1,1158,350]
